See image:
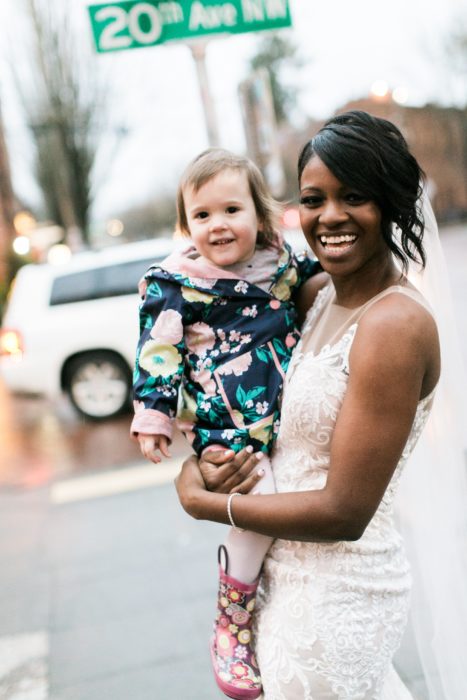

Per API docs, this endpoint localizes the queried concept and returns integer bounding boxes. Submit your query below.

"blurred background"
[0,0,466,698]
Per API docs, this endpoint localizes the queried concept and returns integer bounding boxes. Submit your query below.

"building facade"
[279,97,467,222]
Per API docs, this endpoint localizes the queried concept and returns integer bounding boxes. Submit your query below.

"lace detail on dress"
[275,325,358,493]
[254,289,434,700]
[301,285,332,335]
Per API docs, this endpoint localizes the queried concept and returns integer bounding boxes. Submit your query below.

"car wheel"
[65,352,131,420]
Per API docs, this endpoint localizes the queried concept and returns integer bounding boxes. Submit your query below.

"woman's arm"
[176,296,439,542]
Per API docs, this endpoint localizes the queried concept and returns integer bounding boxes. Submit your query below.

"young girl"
[131,149,320,699]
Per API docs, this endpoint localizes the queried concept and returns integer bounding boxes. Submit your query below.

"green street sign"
[88,0,292,53]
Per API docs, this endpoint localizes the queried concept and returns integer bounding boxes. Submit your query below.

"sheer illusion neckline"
[297,282,437,404]
[330,283,418,311]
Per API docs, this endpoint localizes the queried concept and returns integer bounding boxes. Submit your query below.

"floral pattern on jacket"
[131,243,320,456]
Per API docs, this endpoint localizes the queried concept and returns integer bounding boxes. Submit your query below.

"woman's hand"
[175,447,265,518]
[199,447,265,494]
[175,453,208,517]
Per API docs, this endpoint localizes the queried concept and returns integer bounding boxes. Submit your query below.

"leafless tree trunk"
[0,99,16,303]
[10,0,111,247]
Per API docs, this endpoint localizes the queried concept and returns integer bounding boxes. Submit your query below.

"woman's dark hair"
[298,110,426,272]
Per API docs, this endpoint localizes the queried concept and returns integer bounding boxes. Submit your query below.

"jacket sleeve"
[294,250,322,289]
[131,272,187,441]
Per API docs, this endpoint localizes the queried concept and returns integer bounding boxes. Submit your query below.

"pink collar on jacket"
[159,243,283,280]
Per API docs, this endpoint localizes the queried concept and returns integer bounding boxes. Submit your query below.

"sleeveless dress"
[254,284,436,700]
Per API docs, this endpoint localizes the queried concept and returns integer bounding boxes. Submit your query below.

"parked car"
[0,238,176,420]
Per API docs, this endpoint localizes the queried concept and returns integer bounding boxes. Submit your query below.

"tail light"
[0,329,24,356]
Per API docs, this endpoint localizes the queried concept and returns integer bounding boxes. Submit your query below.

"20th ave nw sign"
[88,0,292,53]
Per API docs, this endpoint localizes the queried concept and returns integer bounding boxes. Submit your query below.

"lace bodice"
[273,284,434,512]
[255,284,435,700]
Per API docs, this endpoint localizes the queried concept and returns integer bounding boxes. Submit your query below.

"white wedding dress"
[254,283,436,700]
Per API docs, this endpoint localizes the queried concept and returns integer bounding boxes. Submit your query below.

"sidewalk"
[0,460,225,699]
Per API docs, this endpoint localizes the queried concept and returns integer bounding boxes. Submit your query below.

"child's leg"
[224,454,275,583]
[205,447,273,699]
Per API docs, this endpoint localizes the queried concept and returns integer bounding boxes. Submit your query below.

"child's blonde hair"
[176,148,282,247]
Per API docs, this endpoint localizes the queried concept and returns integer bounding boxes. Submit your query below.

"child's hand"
[137,433,171,464]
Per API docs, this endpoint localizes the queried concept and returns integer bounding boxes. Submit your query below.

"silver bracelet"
[227,492,245,533]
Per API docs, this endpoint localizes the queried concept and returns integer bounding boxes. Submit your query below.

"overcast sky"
[0,0,466,222]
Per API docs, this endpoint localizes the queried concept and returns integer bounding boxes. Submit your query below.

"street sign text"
[88,0,292,53]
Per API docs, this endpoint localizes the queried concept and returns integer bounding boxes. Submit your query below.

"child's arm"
[295,272,329,326]
[131,273,187,447]
[294,248,322,286]
[291,248,328,325]
[137,433,171,464]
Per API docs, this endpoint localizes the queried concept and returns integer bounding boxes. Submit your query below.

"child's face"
[183,168,262,267]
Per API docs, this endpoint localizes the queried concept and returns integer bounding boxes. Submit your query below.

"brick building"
[279,97,467,222]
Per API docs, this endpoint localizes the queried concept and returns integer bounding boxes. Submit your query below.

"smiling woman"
[298,157,384,278]
[297,111,426,276]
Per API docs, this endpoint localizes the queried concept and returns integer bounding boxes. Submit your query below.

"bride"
[175,111,467,699]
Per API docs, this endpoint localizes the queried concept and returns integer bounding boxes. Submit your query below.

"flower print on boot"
[211,546,262,699]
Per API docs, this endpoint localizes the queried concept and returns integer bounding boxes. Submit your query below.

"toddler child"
[131,149,320,699]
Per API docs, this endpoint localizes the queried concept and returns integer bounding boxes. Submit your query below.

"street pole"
[189,41,220,148]
[0,97,16,289]
[238,69,286,197]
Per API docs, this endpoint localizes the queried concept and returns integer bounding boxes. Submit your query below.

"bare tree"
[0,99,17,318]
[9,0,114,247]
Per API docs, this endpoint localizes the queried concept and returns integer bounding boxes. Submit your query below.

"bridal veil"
[395,190,467,698]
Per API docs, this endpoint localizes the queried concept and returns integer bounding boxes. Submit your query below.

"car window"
[49,257,158,306]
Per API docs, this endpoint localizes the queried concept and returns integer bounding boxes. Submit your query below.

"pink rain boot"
[210,545,262,699]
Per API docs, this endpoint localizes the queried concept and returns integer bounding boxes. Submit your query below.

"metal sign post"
[189,41,220,147]
[239,68,286,196]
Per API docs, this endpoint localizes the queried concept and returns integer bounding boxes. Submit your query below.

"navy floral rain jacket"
[131,242,320,456]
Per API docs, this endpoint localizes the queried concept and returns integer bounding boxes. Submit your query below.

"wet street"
[0,387,189,489]
[1,222,465,491]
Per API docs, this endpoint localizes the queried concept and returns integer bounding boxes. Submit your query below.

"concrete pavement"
[0,462,225,699]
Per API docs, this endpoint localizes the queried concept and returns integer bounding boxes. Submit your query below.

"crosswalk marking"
[0,631,48,699]
[50,458,184,505]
